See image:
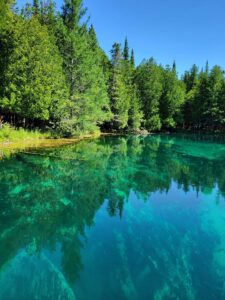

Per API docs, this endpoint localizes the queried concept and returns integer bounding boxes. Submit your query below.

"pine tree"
[88,25,111,87]
[0,0,16,117]
[205,66,224,127]
[130,49,135,67]
[160,66,185,128]
[193,69,210,127]
[219,80,225,128]
[33,0,40,15]
[108,43,130,130]
[88,24,98,51]
[62,0,86,30]
[0,16,68,125]
[58,0,110,135]
[122,44,142,131]
[39,0,56,28]
[205,60,209,75]
[135,58,162,131]
[123,37,129,61]
[1,0,225,135]
[128,86,143,131]
[182,64,199,128]
[172,60,176,73]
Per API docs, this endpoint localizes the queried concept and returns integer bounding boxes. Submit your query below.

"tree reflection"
[0,134,225,293]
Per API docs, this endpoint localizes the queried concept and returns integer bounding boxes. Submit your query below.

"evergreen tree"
[123,37,129,61]
[183,64,198,92]
[62,0,86,30]
[172,60,176,73]
[205,60,209,75]
[128,86,143,131]
[219,80,225,128]
[108,43,130,130]
[1,0,225,135]
[88,24,98,51]
[135,59,163,131]
[88,25,111,88]
[122,43,142,131]
[33,0,40,15]
[58,0,110,135]
[130,49,135,67]
[0,16,68,125]
[194,69,210,127]
[160,66,185,128]
[0,0,17,119]
[39,0,56,28]
[205,66,224,127]
[181,64,199,128]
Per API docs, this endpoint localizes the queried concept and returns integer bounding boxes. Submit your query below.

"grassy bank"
[0,124,101,159]
[0,124,49,142]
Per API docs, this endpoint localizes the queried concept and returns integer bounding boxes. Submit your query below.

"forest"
[0,0,225,136]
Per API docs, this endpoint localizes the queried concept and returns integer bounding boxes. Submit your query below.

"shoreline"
[0,133,101,158]
[1,130,225,157]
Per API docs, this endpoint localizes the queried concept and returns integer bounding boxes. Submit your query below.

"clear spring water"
[0,134,225,300]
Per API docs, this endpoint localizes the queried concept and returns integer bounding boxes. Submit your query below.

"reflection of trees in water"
[0,135,225,291]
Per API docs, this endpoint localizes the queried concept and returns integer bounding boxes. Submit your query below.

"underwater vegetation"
[0,134,225,299]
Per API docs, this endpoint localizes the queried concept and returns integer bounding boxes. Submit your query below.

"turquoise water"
[0,134,225,299]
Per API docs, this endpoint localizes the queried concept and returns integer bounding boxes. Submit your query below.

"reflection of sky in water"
[0,134,225,299]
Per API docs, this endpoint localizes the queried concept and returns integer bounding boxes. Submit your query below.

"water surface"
[0,134,225,300]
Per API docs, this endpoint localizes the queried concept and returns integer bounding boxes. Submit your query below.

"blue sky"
[17,0,225,74]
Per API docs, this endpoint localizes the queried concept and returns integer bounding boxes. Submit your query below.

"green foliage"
[108,40,142,132]
[0,123,47,141]
[135,59,163,131]
[160,66,185,128]
[205,66,224,126]
[0,0,225,135]
[130,49,135,67]
[123,37,129,61]
[0,0,15,103]
[57,2,111,136]
[108,43,130,129]
[128,86,143,131]
[33,0,40,15]
[0,15,68,123]
[182,63,225,130]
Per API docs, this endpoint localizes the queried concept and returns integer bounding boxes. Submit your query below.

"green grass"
[0,123,49,142]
